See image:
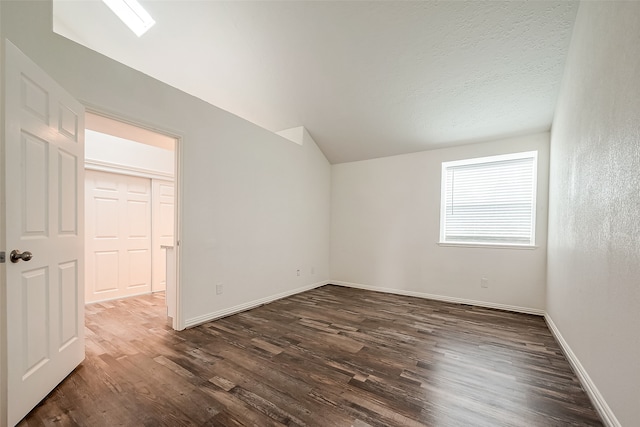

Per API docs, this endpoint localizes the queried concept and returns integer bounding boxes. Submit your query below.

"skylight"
[102,0,155,37]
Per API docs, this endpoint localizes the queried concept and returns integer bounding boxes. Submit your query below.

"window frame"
[439,151,538,249]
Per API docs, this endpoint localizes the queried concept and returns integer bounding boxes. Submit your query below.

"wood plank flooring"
[19,285,603,426]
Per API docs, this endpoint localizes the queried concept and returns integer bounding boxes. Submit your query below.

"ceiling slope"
[54,0,579,163]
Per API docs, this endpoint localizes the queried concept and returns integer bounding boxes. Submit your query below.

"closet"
[84,115,176,304]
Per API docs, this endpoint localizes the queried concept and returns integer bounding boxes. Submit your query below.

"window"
[440,151,537,247]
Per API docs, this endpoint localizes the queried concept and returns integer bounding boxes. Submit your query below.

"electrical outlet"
[481,278,489,288]
[296,269,300,276]
[216,284,224,295]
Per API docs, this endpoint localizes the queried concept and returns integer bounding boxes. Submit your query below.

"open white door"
[3,41,85,425]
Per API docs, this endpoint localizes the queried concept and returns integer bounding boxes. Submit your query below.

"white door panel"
[128,249,150,288]
[127,199,149,237]
[4,41,85,426]
[152,180,175,292]
[94,251,119,292]
[85,170,152,302]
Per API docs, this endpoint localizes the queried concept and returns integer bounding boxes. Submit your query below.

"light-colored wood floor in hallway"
[19,285,602,426]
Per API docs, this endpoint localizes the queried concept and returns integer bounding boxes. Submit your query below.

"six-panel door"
[4,41,85,426]
[85,169,152,303]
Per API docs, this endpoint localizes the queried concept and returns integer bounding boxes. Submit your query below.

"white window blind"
[440,151,537,246]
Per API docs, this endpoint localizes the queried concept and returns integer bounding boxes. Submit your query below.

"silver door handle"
[10,250,32,263]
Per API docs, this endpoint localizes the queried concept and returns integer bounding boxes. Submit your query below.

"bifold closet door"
[152,179,175,292]
[85,169,152,303]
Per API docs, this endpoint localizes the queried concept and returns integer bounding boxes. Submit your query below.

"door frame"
[83,105,184,330]
[0,40,7,426]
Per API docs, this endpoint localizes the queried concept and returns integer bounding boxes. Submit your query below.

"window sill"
[437,242,538,250]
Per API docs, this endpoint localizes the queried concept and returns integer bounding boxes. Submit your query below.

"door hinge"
[0,252,5,263]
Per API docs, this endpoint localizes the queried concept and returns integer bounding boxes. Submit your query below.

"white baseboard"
[184,280,329,328]
[329,281,545,316]
[544,314,620,427]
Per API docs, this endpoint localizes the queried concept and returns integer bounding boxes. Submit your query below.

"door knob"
[10,250,32,263]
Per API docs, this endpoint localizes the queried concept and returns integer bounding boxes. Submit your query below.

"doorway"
[1,40,185,426]
[83,112,178,319]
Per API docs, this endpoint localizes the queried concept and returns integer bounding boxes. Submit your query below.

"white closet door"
[152,180,175,292]
[85,170,152,303]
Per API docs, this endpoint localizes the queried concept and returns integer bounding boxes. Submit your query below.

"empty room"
[0,1,638,426]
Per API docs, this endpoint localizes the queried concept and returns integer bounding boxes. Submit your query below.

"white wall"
[547,2,640,426]
[85,130,174,178]
[0,1,331,326]
[331,133,549,313]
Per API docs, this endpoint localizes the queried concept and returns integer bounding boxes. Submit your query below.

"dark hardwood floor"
[19,285,602,426]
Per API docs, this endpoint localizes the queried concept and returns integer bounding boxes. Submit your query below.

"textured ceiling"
[53,1,579,164]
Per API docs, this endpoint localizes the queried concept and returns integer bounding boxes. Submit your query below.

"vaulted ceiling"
[53,0,579,164]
